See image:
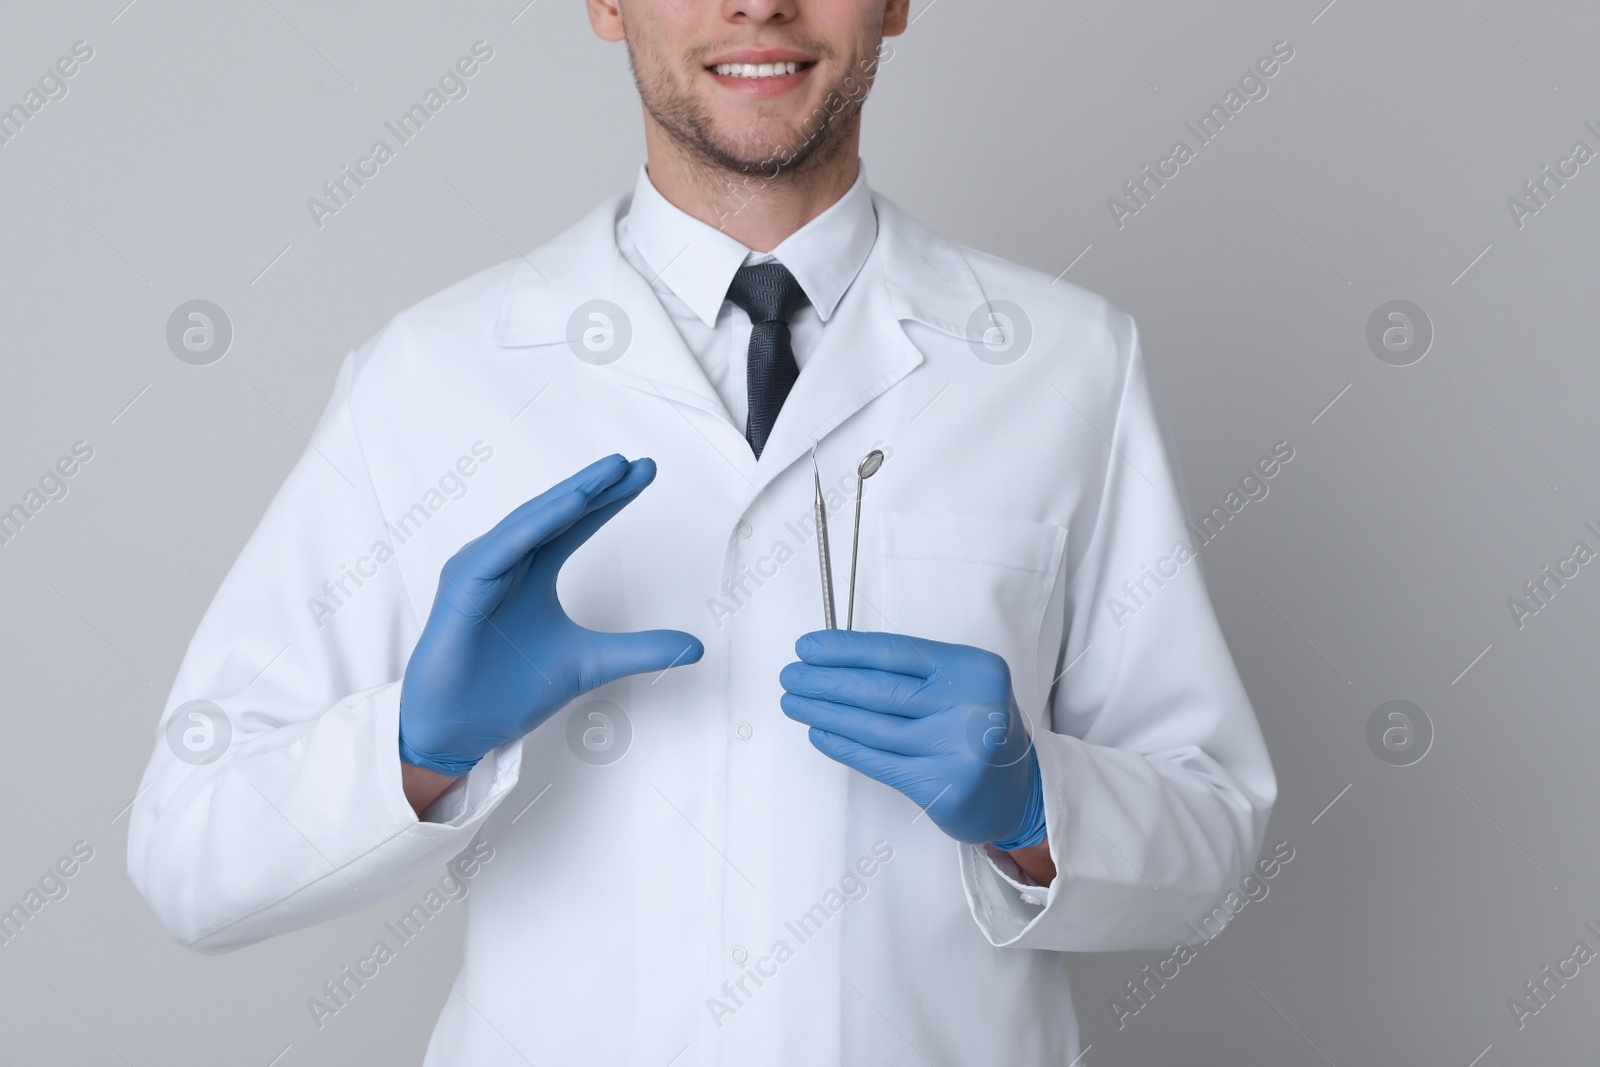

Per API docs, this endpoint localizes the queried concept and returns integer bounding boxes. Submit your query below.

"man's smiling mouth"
[709,61,815,79]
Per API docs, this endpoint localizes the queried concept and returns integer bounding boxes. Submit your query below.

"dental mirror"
[846,450,885,630]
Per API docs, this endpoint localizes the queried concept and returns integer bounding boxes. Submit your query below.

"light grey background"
[3,0,1597,1063]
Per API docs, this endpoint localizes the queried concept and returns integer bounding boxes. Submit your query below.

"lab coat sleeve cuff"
[960,720,1266,952]
[959,800,1061,947]
[980,845,1048,897]
[374,682,524,834]
[171,683,522,954]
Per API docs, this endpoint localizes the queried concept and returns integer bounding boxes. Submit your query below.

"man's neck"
[642,125,861,253]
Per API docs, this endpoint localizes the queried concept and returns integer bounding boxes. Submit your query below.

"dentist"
[129,0,1276,1063]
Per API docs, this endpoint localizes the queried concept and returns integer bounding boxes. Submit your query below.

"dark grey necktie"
[727,262,808,460]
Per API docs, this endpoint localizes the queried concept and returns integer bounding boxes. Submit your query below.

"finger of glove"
[812,729,915,780]
[806,729,940,806]
[464,454,633,577]
[794,629,949,679]
[780,693,934,755]
[778,663,932,717]
[580,628,704,690]
[531,458,657,576]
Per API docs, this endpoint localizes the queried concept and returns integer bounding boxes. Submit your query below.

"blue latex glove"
[779,630,1047,851]
[399,454,704,776]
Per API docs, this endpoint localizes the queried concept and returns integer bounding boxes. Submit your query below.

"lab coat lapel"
[495,191,994,496]
[746,191,989,496]
[495,195,756,472]
[744,271,921,494]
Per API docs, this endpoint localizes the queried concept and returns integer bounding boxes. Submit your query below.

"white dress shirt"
[616,162,878,434]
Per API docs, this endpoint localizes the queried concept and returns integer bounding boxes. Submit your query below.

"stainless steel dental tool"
[811,447,886,631]
[811,448,837,629]
[846,450,885,630]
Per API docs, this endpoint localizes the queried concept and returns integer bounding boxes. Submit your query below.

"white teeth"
[713,61,800,78]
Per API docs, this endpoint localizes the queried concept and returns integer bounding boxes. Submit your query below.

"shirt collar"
[624,161,879,329]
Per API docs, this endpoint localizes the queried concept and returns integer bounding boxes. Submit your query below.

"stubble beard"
[629,43,869,184]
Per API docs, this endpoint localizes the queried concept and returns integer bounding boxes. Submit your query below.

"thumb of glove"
[582,629,705,691]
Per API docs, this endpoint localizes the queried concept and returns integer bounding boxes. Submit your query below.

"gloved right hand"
[398,454,704,777]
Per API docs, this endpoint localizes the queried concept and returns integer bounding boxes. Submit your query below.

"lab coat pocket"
[880,511,1067,707]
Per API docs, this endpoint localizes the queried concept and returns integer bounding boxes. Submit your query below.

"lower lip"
[707,67,813,97]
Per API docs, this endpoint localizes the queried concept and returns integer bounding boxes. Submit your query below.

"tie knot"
[727,262,809,326]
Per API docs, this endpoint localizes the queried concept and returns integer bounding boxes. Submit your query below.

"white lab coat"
[128,189,1276,1066]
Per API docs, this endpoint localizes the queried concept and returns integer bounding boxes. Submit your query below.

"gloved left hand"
[778,630,1047,851]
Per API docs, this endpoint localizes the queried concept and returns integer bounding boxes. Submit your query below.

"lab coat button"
[730,946,747,964]
[735,722,752,740]
[736,521,753,539]
[1020,892,1044,907]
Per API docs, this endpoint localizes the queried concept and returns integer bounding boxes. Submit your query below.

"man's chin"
[717,143,811,173]
[694,117,834,173]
